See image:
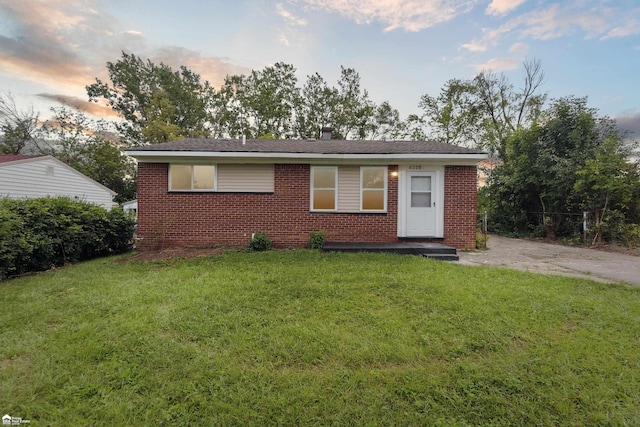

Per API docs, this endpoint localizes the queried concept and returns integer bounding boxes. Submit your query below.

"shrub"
[613,223,640,248]
[247,233,273,252]
[475,231,488,250]
[309,231,326,249]
[0,197,135,280]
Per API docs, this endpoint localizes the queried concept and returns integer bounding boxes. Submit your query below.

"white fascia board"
[125,150,488,164]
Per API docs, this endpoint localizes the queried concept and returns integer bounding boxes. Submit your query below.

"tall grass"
[1,250,638,425]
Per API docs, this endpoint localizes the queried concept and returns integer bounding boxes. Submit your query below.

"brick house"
[125,138,486,250]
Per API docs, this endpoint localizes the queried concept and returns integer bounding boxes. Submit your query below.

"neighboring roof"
[0,155,41,163]
[127,138,486,155]
[126,138,488,164]
[0,155,116,196]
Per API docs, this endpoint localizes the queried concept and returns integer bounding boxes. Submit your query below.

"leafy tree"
[294,67,402,140]
[217,62,300,139]
[418,79,480,146]
[295,72,339,139]
[41,106,136,203]
[332,66,376,140]
[215,64,403,141]
[368,101,402,141]
[141,91,184,143]
[575,137,640,244]
[87,52,212,145]
[79,139,137,204]
[488,96,637,242]
[419,59,546,155]
[0,94,136,203]
[395,114,428,140]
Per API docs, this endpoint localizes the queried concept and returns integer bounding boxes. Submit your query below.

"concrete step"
[323,242,458,261]
[422,253,459,261]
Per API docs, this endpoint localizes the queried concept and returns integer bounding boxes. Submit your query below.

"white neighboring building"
[0,155,116,209]
[122,199,138,220]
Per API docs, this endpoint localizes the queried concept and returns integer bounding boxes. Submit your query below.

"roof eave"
[125,150,488,164]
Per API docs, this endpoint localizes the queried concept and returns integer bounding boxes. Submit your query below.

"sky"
[1,0,639,137]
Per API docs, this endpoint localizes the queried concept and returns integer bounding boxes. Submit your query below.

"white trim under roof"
[125,150,488,165]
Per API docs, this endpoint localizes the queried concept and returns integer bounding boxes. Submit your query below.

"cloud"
[472,57,520,72]
[462,2,640,52]
[0,0,252,115]
[615,111,640,137]
[277,3,308,26]
[151,47,251,87]
[601,18,640,40]
[275,3,309,47]
[461,41,487,52]
[464,42,527,74]
[485,0,525,16]
[295,0,479,32]
[36,93,119,117]
[0,0,99,90]
[508,42,528,55]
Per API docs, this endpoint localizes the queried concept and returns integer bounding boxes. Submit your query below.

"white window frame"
[310,166,338,211]
[360,166,387,212]
[169,164,217,192]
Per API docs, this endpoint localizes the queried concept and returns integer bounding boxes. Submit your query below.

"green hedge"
[0,197,135,280]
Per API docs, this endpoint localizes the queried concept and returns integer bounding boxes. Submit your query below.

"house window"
[311,166,337,211]
[169,165,216,191]
[361,166,387,211]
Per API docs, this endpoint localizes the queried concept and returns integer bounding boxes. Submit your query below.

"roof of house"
[0,155,41,163]
[127,138,486,155]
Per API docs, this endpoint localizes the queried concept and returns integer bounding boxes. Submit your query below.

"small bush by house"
[247,232,273,252]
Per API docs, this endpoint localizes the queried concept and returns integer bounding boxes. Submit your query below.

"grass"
[1,250,639,425]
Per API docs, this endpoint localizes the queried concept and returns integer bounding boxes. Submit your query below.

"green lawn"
[1,250,639,425]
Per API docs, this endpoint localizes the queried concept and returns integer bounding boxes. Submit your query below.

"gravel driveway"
[457,235,640,285]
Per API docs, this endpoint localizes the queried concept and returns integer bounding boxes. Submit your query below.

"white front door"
[406,172,437,236]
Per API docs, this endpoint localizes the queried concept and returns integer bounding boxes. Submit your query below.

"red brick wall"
[443,165,478,249]
[136,163,477,250]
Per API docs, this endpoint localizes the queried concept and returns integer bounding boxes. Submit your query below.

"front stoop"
[322,242,459,261]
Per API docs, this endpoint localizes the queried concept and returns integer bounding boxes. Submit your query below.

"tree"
[88,55,407,141]
[141,91,184,143]
[332,66,376,140]
[418,78,480,146]
[79,139,137,203]
[0,93,42,154]
[368,101,402,141]
[472,59,546,157]
[295,72,339,139]
[41,106,136,203]
[488,96,637,240]
[395,114,428,140]
[217,63,301,139]
[575,137,640,245]
[418,59,546,155]
[87,52,212,145]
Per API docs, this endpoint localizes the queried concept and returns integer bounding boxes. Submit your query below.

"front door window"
[410,176,432,208]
